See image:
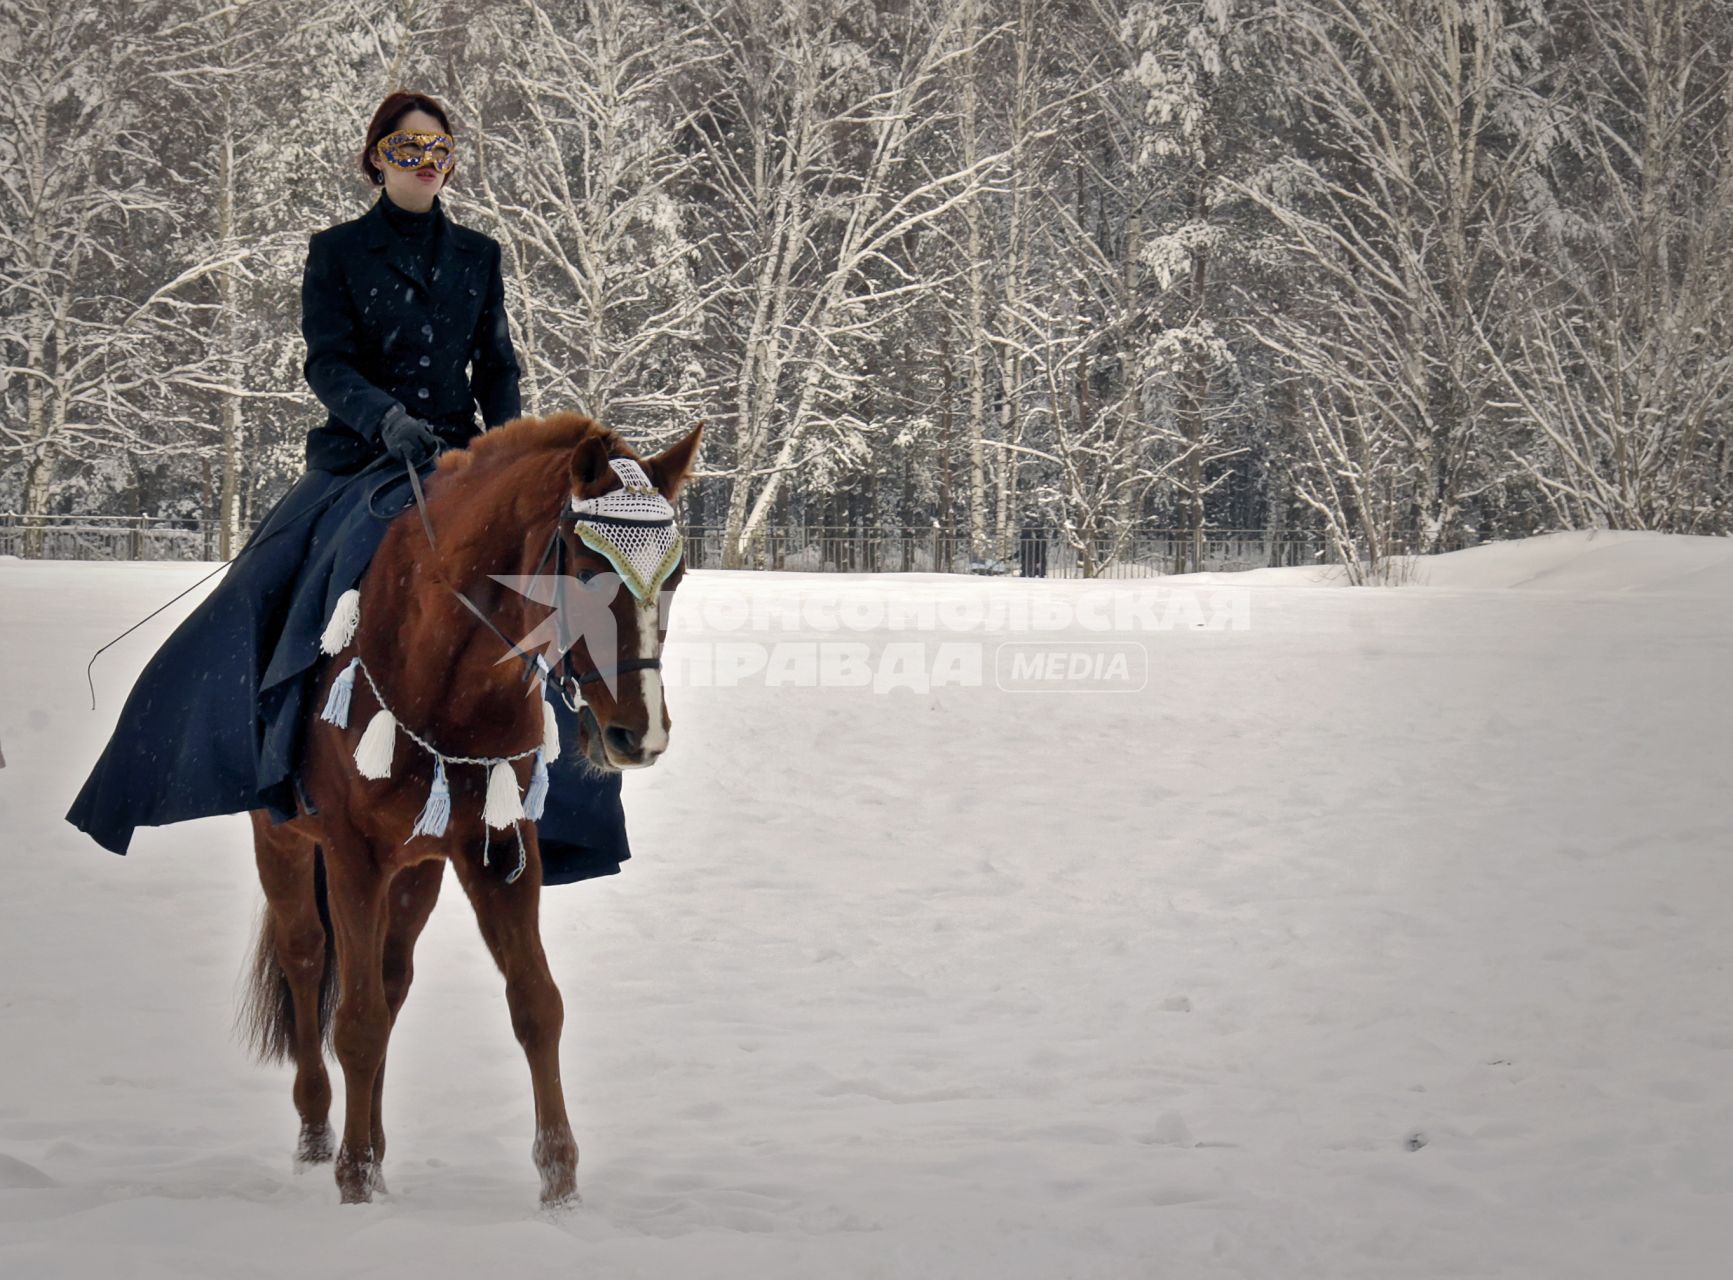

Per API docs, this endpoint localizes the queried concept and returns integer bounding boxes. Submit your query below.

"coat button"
[419,355,431,367]
[417,388,430,399]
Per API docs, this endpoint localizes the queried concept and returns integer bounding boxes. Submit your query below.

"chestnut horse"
[239,411,702,1205]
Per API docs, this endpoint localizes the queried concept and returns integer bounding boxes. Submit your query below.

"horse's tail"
[239,848,337,1063]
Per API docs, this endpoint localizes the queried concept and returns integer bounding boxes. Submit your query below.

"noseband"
[401,457,664,713]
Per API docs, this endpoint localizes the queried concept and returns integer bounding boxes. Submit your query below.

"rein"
[398,456,663,711]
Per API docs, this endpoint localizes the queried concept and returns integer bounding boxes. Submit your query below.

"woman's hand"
[379,403,442,463]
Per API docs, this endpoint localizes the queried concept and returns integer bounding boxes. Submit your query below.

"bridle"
[398,456,665,712]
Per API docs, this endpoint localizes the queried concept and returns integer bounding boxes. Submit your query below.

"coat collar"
[362,192,483,291]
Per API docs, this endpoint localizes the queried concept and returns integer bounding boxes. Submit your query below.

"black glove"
[379,403,442,464]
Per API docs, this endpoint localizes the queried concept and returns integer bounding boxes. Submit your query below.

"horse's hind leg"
[451,840,577,1205]
[366,857,446,1186]
[319,818,392,1204]
[245,811,335,1167]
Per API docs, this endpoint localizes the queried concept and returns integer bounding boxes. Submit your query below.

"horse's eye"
[576,568,596,584]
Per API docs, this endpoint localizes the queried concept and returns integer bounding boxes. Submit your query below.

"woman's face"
[377,108,451,211]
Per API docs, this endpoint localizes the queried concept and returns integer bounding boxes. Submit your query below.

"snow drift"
[1,531,1729,1278]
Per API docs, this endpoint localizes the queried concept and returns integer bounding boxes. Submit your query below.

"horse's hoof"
[368,1162,390,1195]
[335,1147,374,1204]
[540,1186,582,1213]
[538,1169,578,1206]
[533,1128,578,1205]
[295,1122,334,1168]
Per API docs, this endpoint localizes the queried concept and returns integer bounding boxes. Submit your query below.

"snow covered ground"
[1,529,1730,1278]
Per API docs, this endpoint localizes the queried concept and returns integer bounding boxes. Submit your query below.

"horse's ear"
[645,421,704,501]
[568,434,614,494]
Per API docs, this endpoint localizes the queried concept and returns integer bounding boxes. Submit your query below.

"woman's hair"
[359,90,458,188]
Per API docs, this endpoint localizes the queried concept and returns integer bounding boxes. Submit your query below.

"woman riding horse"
[66,90,629,885]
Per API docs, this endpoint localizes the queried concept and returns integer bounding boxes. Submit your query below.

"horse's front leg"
[322,824,391,1204]
[451,831,577,1205]
[367,857,446,1185]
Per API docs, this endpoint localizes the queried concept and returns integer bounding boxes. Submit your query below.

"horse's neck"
[397,594,540,752]
[366,473,553,752]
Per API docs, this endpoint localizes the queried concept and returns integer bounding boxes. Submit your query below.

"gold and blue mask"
[375,129,456,173]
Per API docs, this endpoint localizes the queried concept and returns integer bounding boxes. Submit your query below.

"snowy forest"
[2,0,1731,575]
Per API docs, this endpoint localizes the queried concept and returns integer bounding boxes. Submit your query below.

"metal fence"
[1,512,1325,578]
[681,526,1326,576]
[0,512,230,561]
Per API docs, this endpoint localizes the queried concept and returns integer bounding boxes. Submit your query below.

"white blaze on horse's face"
[633,595,669,760]
[584,584,669,770]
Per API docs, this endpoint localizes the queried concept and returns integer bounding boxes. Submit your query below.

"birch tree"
[136,0,326,555]
[1482,0,1733,531]
[1113,0,1270,569]
[0,0,191,552]
[450,0,712,434]
[692,0,1002,567]
[1235,0,1555,560]
[949,0,1007,563]
[6,0,1730,564]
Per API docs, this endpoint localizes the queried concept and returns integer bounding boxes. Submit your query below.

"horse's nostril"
[604,726,643,758]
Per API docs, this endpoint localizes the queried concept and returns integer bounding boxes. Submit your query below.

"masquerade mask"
[375,129,457,173]
[567,458,684,603]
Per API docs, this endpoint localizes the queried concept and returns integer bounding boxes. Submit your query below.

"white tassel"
[541,696,561,760]
[408,757,451,840]
[523,747,549,821]
[354,708,397,779]
[320,657,361,728]
[482,759,525,829]
[320,589,362,655]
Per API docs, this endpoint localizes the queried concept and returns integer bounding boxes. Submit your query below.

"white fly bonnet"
[568,457,683,601]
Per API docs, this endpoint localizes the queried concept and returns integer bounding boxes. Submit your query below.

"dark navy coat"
[301,191,520,472]
[66,192,628,885]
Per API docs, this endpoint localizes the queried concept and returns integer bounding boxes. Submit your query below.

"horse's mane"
[434,410,626,481]
[408,411,630,564]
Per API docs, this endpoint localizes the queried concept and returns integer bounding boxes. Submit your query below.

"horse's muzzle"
[601,723,664,769]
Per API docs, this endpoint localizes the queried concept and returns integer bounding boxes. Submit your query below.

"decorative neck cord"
[317,595,556,885]
[309,453,683,883]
